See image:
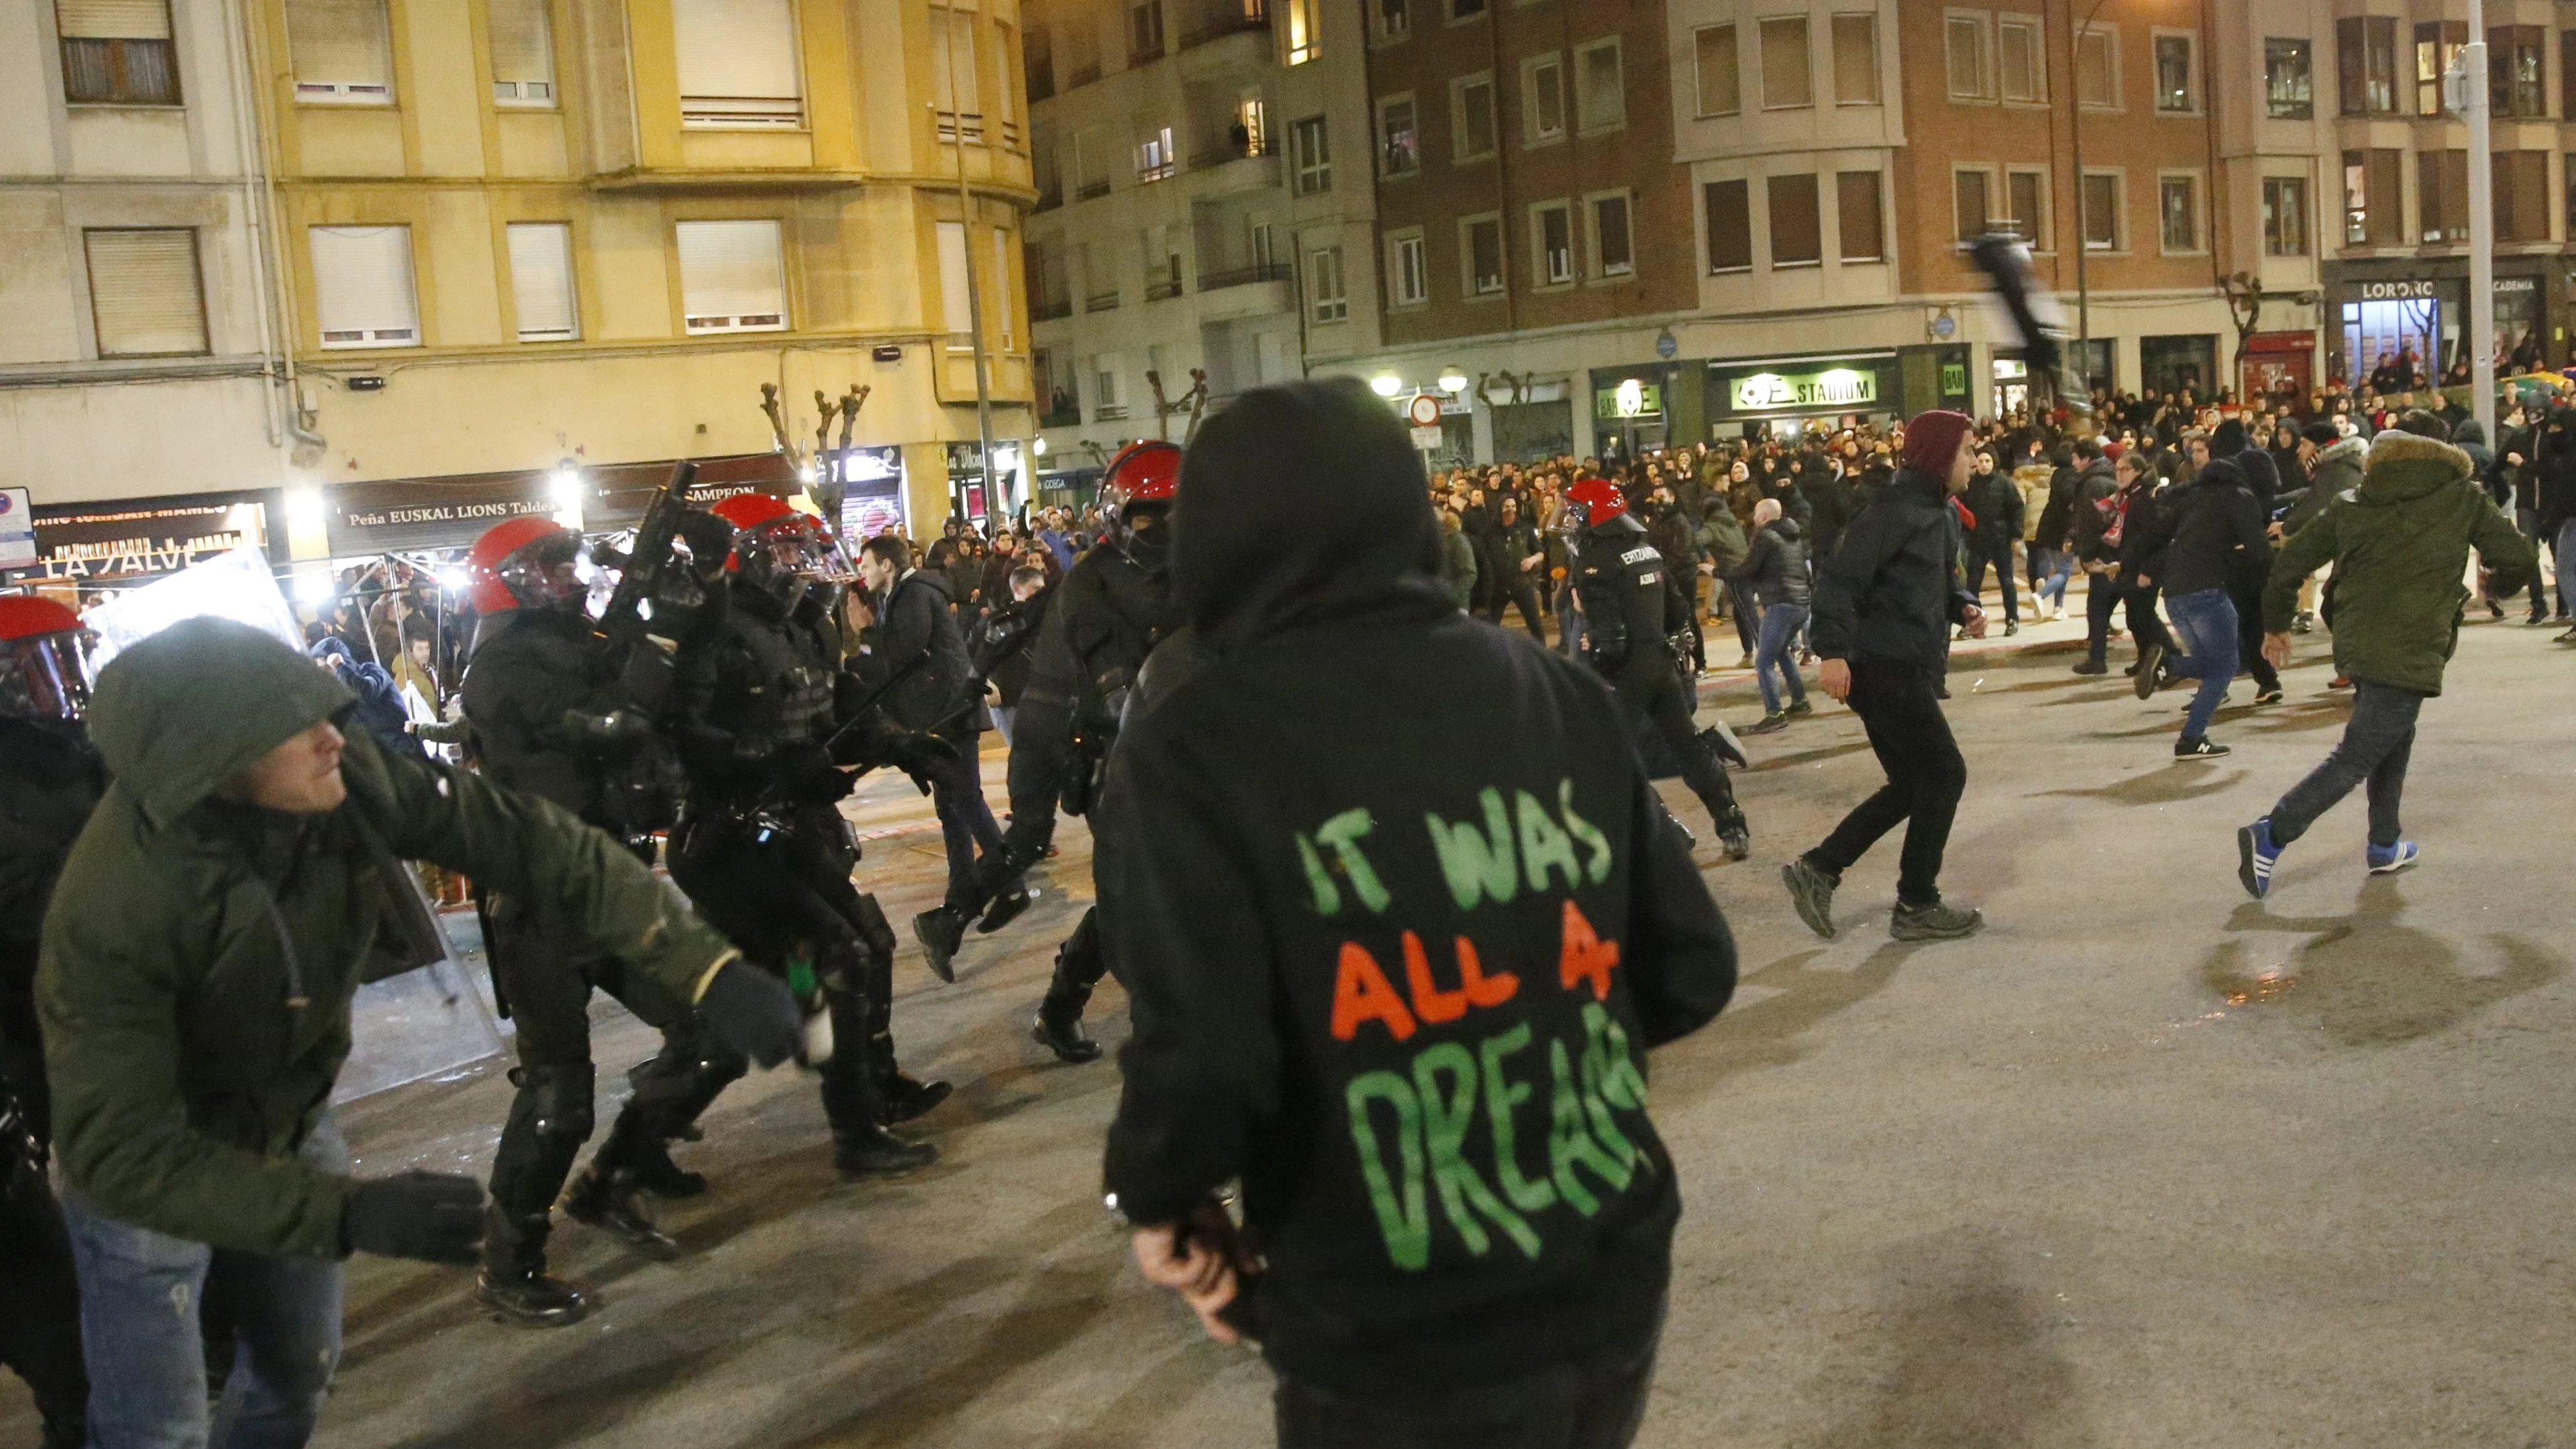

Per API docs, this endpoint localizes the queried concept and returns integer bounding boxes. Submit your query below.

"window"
[1590,193,1632,276]
[57,0,179,106]
[2005,168,2046,244]
[488,0,554,105]
[2263,38,2311,118]
[936,221,975,342]
[1526,53,1567,139]
[1997,16,2044,103]
[1462,215,1504,295]
[1692,26,1737,117]
[2492,27,2545,119]
[1831,15,1877,104]
[1836,172,1883,261]
[1533,202,1573,285]
[1140,224,1182,296]
[1129,0,1163,61]
[309,224,418,348]
[505,222,577,340]
[2341,149,2400,245]
[1137,124,1175,180]
[2076,26,2116,110]
[1768,174,1819,267]
[1283,0,1319,64]
[1453,74,1496,161]
[2157,173,2200,252]
[1378,0,1407,42]
[1704,179,1751,273]
[1377,94,1418,176]
[1451,0,1485,17]
[931,8,984,143]
[674,218,787,334]
[2419,149,2468,243]
[2563,31,2576,121]
[2336,16,2397,115]
[286,0,392,104]
[2080,172,2120,250]
[1952,168,1991,242]
[1304,245,1345,322]
[1759,17,1811,109]
[1575,38,1624,132]
[2152,32,2194,112]
[2412,21,2463,117]
[84,229,205,356]
[2261,177,2307,257]
[2497,151,2549,243]
[990,234,1011,345]
[1290,115,1331,193]
[674,0,803,127]
[1092,355,1122,413]
[1945,14,1991,101]
[1388,232,1427,305]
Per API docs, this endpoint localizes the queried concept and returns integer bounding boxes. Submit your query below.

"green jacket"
[1694,509,1749,573]
[2261,430,2537,696]
[39,618,732,1257]
[1439,525,1479,610]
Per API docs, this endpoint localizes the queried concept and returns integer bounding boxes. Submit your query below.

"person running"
[2129,457,2270,757]
[1730,498,1811,733]
[2237,413,2537,897]
[1782,410,1988,942]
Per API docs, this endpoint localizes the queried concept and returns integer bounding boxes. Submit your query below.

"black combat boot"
[911,906,967,982]
[819,989,938,1178]
[560,1163,681,1260]
[474,1202,590,1327]
[1031,990,1101,1064]
[976,881,1037,934]
[624,1132,707,1199]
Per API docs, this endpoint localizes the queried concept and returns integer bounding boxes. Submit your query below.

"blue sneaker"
[2366,840,2420,875]
[2237,818,2282,899]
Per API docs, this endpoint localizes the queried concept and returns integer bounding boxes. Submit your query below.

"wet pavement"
[7,616,2574,1447]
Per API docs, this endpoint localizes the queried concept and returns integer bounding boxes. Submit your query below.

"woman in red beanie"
[1780,409,1989,941]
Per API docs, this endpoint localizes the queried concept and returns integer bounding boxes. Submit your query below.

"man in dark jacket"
[40,617,801,1449]
[1782,410,1987,942]
[1727,500,1812,730]
[1960,447,2026,634]
[971,564,1051,743]
[858,536,998,917]
[1100,377,1736,1449]
[2129,457,2271,756]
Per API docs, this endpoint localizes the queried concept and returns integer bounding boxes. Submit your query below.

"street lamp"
[1438,366,1469,394]
[1370,373,1403,397]
[2069,0,2113,373]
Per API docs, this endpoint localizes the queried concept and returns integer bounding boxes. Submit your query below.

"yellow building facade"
[253,0,1035,560]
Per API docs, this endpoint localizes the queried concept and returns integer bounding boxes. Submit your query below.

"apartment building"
[1,0,296,585]
[1021,0,1376,483]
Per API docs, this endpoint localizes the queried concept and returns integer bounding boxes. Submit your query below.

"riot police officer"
[909,443,1179,1062]
[1565,476,1752,859]
[655,493,947,1179]
[457,517,708,1325]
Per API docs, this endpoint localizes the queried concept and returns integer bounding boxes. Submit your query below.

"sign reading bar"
[1732,367,1878,412]
[1595,379,1661,418]
[2356,279,2437,301]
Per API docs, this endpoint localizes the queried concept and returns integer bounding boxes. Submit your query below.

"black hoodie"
[1098,378,1737,1397]
[1810,468,1975,670]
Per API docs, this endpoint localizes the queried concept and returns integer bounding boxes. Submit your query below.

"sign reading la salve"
[0,488,34,569]
[1733,368,1877,411]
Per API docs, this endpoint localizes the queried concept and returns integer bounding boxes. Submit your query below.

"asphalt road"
[7,616,2572,1448]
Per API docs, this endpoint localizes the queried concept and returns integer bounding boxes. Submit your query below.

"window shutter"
[507,223,577,340]
[1704,179,1751,271]
[936,221,974,342]
[286,0,391,96]
[676,219,787,333]
[309,225,418,348]
[674,0,804,125]
[992,228,1013,348]
[1768,173,1820,264]
[488,0,554,101]
[57,0,171,38]
[86,230,205,356]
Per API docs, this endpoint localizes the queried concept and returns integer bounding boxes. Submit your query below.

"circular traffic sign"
[1408,393,1442,427]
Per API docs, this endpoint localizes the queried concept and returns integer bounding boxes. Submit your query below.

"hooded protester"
[1783,409,1987,943]
[2128,457,2272,755]
[38,616,800,1449]
[1099,377,1737,1449]
[2238,418,2537,896]
[2536,405,2576,629]
[2210,417,2280,513]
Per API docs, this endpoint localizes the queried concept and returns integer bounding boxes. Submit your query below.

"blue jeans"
[931,734,1005,903]
[2032,547,2073,608]
[63,1118,348,1449]
[2162,587,2238,740]
[1755,603,1809,714]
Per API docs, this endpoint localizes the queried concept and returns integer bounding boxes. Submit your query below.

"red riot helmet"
[1559,476,1628,532]
[711,491,854,598]
[0,595,92,722]
[467,517,587,614]
[1098,441,1182,569]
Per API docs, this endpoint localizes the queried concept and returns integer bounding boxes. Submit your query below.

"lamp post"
[2457,1,2496,441]
[2067,0,2113,379]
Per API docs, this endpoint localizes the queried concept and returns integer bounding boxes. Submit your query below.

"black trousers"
[944,697,1074,916]
[0,1183,87,1449]
[1273,1314,1660,1449]
[1481,579,1547,638]
[1613,658,1741,834]
[1963,537,2018,622]
[1808,658,1965,908]
[2228,587,2282,692]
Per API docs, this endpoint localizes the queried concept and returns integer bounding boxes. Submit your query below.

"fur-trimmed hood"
[2361,430,2472,503]
[2315,435,2368,470]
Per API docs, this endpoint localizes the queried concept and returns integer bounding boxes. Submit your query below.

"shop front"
[2323,261,2556,389]
[1591,362,1701,461]
[1703,351,1902,442]
[11,488,284,593]
[328,453,802,560]
[945,441,1033,526]
[2237,331,2318,410]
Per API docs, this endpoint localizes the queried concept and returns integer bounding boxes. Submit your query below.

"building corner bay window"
[286,0,393,104]
[1768,174,1819,267]
[310,224,418,349]
[676,219,788,334]
[1704,178,1751,273]
[59,0,179,105]
[1837,172,1883,261]
[674,0,804,128]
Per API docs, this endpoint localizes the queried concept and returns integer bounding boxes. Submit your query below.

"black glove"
[342,1173,485,1263]
[885,729,957,791]
[770,741,855,802]
[698,958,802,1069]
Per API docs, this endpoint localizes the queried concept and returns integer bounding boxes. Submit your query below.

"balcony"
[1066,63,1102,89]
[1085,290,1122,312]
[1032,298,1074,322]
[1041,404,1082,427]
[1138,160,1176,183]
[1198,261,1291,290]
[1182,4,1270,49]
[1146,278,1186,301]
[1077,179,1112,200]
[1095,404,1130,421]
[1034,187,1063,212]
